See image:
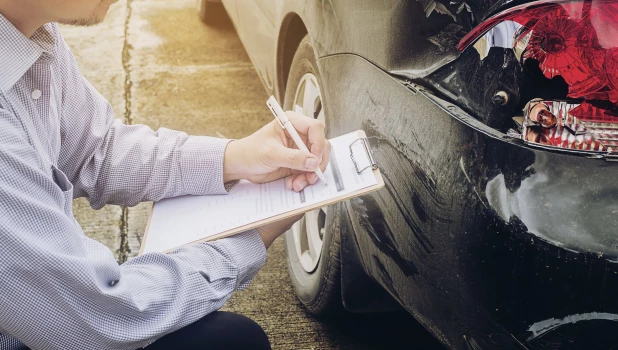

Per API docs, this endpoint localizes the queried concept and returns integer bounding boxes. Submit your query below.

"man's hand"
[223,111,330,248]
[256,214,303,248]
[223,111,331,192]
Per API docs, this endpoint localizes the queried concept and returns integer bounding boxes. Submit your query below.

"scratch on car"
[526,312,618,341]
[319,0,339,25]
[373,255,403,303]
[353,196,420,277]
[381,175,434,253]
[366,88,379,107]
[459,156,487,208]
[364,121,450,214]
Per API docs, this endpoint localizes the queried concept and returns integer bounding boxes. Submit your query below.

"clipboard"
[139,130,384,255]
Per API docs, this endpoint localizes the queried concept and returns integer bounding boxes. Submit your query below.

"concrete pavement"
[60,1,441,348]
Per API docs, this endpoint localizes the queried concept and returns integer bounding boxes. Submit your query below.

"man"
[0,0,330,349]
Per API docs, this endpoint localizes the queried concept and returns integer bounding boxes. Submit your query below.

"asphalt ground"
[61,1,444,349]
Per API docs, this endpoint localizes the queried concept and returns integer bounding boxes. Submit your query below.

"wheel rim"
[291,73,327,273]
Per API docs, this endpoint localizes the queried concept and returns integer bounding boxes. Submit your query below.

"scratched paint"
[527,312,618,340]
[353,196,420,277]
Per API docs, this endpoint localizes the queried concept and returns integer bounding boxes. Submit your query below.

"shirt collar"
[0,13,58,92]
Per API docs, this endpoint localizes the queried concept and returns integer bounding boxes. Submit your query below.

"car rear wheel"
[283,35,342,316]
[197,0,226,25]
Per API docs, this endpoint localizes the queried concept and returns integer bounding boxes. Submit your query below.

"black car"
[197,0,618,348]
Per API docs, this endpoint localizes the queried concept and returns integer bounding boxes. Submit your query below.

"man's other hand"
[223,111,331,192]
[256,213,303,248]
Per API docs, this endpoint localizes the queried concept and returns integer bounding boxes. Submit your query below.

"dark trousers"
[145,311,271,350]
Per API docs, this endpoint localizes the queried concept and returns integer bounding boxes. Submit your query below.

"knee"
[216,312,271,350]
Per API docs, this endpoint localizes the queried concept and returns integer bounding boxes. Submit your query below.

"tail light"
[458,0,618,152]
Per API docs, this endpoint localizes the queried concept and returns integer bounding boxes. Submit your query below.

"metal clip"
[349,137,378,174]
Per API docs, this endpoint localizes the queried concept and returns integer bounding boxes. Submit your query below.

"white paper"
[142,131,377,254]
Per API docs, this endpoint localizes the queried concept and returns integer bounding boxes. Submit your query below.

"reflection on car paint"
[471,21,523,61]
[485,161,618,256]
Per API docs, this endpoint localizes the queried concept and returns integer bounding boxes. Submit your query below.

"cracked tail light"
[458,0,618,152]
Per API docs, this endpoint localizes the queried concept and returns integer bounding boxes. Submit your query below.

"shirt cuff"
[211,229,267,290]
[180,136,232,195]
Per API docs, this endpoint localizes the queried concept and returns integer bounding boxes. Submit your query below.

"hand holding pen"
[267,96,329,187]
[222,97,331,192]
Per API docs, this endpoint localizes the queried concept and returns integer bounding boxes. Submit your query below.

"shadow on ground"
[315,311,445,350]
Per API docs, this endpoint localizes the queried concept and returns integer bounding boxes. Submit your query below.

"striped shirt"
[0,14,266,350]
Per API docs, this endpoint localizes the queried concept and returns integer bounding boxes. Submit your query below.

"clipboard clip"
[350,137,378,175]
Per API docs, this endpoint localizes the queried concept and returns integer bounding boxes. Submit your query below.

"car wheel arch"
[276,12,308,103]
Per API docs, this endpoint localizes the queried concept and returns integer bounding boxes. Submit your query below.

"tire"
[197,0,226,25]
[283,35,343,316]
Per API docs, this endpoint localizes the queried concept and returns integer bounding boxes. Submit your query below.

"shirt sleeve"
[0,111,267,349]
[55,34,231,208]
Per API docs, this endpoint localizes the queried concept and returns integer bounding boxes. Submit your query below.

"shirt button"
[31,89,42,100]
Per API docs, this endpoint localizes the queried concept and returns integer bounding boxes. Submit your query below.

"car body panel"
[227,0,539,97]
[224,0,277,90]
[236,0,463,96]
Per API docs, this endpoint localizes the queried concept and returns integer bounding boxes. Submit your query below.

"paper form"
[141,131,377,254]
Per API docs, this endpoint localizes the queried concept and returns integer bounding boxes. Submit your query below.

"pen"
[266,96,329,186]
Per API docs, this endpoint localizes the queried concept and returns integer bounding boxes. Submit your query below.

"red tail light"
[458,0,618,152]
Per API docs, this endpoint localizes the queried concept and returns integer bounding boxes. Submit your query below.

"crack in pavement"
[141,63,255,74]
[122,0,133,126]
[117,0,134,263]
[118,207,130,263]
